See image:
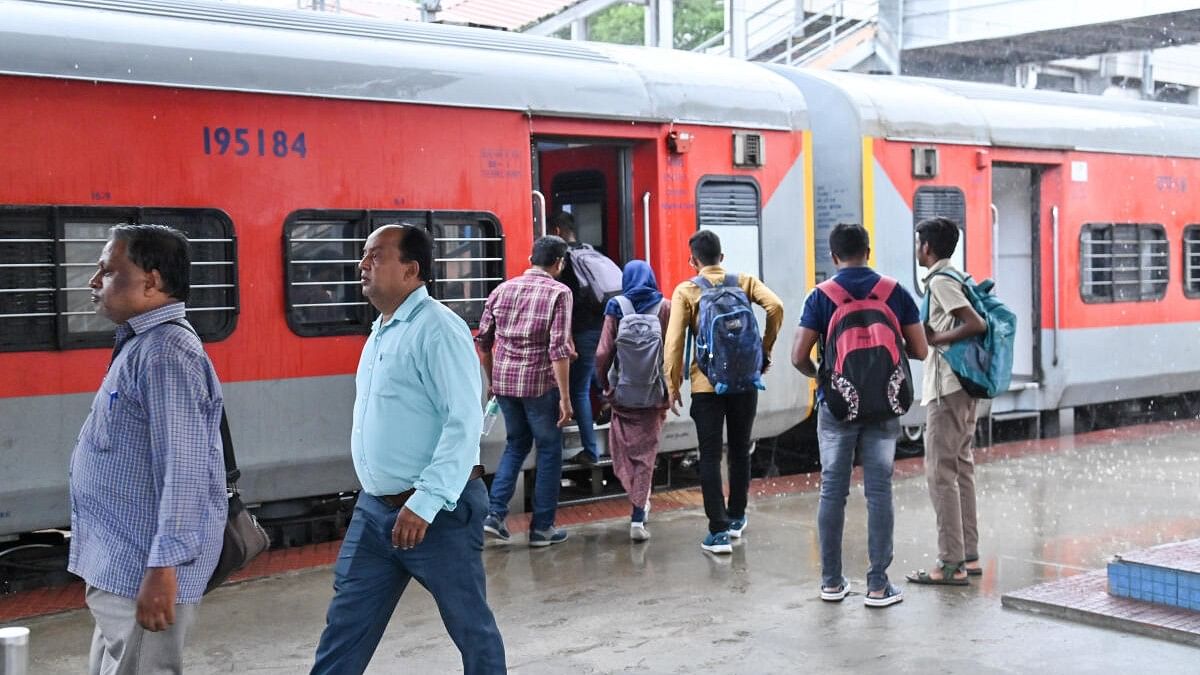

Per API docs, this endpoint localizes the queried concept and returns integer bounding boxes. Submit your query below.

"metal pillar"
[644,0,675,48]
[728,0,748,59]
[571,17,588,41]
[0,627,30,675]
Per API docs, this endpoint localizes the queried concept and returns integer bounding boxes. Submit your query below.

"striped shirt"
[68,302,227,604]
[476,268,573,398]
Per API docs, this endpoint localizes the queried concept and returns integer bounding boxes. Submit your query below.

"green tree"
[585,0,725,50]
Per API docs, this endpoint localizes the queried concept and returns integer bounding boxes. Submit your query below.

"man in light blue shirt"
[312,225,505,675]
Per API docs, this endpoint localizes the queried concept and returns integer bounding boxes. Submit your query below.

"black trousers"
[690,391,758,534]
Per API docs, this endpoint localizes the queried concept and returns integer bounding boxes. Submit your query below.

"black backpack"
[817,277,913,422]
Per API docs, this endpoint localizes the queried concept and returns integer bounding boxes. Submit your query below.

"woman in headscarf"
[595,260,671,541]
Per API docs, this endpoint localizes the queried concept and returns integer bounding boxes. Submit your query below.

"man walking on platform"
[663,230,784,555]
[478,236,575,547]
[907,217,988,586]
[70,224,226,674]
[792,223,927,608]
[311,225,505,675]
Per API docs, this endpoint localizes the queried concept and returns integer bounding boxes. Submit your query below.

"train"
[2,0,1199,540]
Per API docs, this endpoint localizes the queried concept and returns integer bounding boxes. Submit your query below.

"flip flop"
[964,557,983,576]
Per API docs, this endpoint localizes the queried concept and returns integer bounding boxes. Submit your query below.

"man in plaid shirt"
[477,236,575,547]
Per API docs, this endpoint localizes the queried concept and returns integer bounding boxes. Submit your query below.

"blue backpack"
[922,269,1017,399]
[691,273,765,395]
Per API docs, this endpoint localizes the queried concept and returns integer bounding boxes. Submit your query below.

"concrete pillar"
[1141,50,1155,99]
[658,0,674,49]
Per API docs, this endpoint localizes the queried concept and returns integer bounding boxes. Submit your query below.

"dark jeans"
[488,390,563,531]
[816,403,899,593]
[311,481,505,675]
[569,326,601,459]
[690,391,758,534]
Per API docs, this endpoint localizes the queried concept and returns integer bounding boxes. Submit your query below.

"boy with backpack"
[906,216,988,586]
[663,230,784,555]
[792,223,927,608]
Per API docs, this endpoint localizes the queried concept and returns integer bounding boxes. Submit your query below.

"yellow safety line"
[862,135,876,267]
[803,130,818,419]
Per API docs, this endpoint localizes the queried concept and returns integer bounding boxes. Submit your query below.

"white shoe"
[630,522,650,542]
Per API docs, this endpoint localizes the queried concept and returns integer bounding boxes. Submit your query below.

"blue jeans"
[488,390,563,531]
[311,481,505,675]
[816,403,899,593]
[569,327,601,459]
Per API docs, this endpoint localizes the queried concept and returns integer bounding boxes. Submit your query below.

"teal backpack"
[921,269,1017,399]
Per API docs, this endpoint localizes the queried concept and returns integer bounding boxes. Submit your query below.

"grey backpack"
[608,296,666,409]
[567,244,623,307]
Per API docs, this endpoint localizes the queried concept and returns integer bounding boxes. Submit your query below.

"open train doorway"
[531,137,651,266]
[991,164,1041,384]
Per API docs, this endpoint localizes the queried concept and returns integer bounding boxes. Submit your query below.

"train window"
[284,212,373,337]
[697,177,762,279]
[430,213,504,328]
[912,187,966,295]
[1080,223,1168,303]
[0,206,237,352]
[1185,226,1200,299]
[283,210,504,335]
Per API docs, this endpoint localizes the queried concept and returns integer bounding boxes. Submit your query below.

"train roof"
[0,0,807,130]
[771,68,1200,159]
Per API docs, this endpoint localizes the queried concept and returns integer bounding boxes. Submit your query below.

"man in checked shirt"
[478,236,576,547]
[69,224,226,674]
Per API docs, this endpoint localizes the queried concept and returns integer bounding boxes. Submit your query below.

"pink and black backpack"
[817,277,913,422]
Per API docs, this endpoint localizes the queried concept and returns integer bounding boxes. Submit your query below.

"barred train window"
[0,207,237,352]
[1185,226,1200,299]
[283,210,503,336]
[1080,223,1168,303]
[912,186,966,295]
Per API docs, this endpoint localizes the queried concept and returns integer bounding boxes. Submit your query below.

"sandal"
[906,559,969,586]
[964,556,983,576]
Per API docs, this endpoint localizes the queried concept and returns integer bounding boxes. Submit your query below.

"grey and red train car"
[2,0,1198,539]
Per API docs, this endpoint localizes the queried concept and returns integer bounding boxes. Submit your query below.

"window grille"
[912,187,966,295]
[283,210,504,335]
[1080,223,1168,303]
[0,207,237,352]
[1185,226,1200,299]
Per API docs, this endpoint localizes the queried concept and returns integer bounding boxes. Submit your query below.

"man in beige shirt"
[908,217,987,586]
[663,230,783,554]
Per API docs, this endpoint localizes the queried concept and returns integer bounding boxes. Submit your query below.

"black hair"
[688,229,722,266]
[531,235,569,267]
[110,224,191,302]
[829,223,870,261]
[915,217,960,260]
[394,224,434,283]
[550,211,575,235]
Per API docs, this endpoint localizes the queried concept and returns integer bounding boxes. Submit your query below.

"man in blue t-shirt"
[791,223,927,609]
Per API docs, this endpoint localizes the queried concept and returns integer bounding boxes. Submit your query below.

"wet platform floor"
[14,419,1200,673]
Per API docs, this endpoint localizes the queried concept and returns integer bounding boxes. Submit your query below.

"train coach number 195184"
[202,126,308,158]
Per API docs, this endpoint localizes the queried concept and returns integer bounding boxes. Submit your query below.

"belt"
[378,464,486,510]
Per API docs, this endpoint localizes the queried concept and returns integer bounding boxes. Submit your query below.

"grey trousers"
[924,389,980,565]
[86,586,197,675]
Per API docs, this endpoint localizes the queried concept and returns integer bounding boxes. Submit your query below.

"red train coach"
[0,0,815,536]
[777,69,1200,437]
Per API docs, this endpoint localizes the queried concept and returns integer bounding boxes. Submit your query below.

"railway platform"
[5,418,1200,673]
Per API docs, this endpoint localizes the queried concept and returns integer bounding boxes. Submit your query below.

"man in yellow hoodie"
[664,230,783,554]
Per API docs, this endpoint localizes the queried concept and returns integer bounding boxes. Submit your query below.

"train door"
[991,165,1039,383]
[531,137,656,265]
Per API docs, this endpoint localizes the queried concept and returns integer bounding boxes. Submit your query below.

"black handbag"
[205,408,271,594]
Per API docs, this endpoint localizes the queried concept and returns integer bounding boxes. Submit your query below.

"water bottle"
[480,397,500,437]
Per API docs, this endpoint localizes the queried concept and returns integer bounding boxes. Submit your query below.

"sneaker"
[482,514,510,541]
[701,531,733,554]
[820,576,850,602]
[864,583,904,608]
[728,516,748,538]
[630,522,650,542]
[529,527,569,547]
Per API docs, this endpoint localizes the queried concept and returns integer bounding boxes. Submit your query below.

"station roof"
[0,0,807,130]
[774,68,1200,159]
